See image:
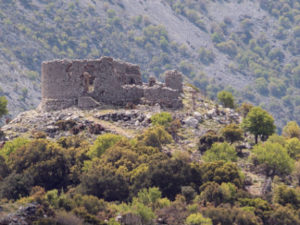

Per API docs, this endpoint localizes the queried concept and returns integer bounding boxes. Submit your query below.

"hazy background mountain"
[0,0,299,131]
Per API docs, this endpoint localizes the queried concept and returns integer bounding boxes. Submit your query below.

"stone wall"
[40,57,183,111]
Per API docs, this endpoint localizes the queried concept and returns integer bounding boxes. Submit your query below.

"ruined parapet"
[143,86,182,109]
[40,57,183,111]
[148,76,156,87]
[165,70,183,93]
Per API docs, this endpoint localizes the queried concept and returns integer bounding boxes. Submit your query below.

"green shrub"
[136,158,202,200]
[0,155,9,180]
[198,48,215,64]
[151,112,172,126]
[216,40,238,57]
[0,96,8,118]
[268,206,300,225]
[181,186,196,203]
[217,91,235,108]
[0,172,33,200]
[255,78,269,95]
[221,124,243,144]
[273,185,300,209]
[286,138,300,159]
[269,80,286,97]
[251,142,294,176]
[203,142,237,162]
[201,207,261,225]
[7,139,71,191]
[268,48,285,62]
[282,121,300,139]
[211,32,224,44]
[198,130,224,153]
[186,213,212,225]
[199,182,227,206]
[138,126,172,149]
[79,163,130,201]
[0,137,29,159]
[135,187,162,208]
[199,161,244,188]
[294,26,300,37]
[88,133,123,158]
[74,194,105,215]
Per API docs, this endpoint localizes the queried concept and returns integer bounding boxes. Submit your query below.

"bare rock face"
[40,57,183,111]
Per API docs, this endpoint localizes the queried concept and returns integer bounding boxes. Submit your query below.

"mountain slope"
[0,0,299,130]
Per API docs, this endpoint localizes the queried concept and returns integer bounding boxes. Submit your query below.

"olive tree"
[242,107,275,144]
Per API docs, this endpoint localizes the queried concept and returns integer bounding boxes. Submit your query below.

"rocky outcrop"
[0,203,52,225]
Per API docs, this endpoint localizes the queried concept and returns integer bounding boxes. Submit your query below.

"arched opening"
[82,72,95,94]
[129,78,135,85]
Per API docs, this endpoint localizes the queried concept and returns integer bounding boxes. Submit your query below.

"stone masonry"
[40,57,183,111]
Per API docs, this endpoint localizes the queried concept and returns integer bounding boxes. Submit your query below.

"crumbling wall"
[165,70,183,93]
[143,86,182,108]
[40,57,183,111]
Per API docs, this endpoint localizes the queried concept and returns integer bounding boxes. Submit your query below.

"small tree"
[251,142,294,177]
[221,124,243,144]
[286,138,300,159]
[282,121,300,139]
[0,96,8,118]
[242,107,275,144]
[217,91,234,108]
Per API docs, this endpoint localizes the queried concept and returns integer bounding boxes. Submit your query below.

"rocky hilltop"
[2,85,240,144]
[0,0,299,130]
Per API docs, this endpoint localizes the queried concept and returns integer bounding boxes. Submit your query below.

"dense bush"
[136,158,202,200]
[273,185,300,209]
[198,182,237,206]
[282,121,300,139]
[268,206,300,225]
[199,161,244,188]
[217,91,235,108]
[0,137,30,159]
[88,133,123,158]
[221,124,243,144]
[7,139,71,191]
[150,112,173,127]
[251,142,294,176]
[216,40,238,57]
[137,126,172,149]
[201,206,261,225]
[199,48,215,65]
[286,137,300,159]
[203,142,237,162]
[198,130,224,153]
[186,213,212,225]
[0,96,8,118]
[79,162,130,201]
[0,172,33,199]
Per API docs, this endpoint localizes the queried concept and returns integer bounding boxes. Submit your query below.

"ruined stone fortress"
[40,57,183,111]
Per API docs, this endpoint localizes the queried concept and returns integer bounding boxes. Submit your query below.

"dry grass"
[55,210,84,225]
